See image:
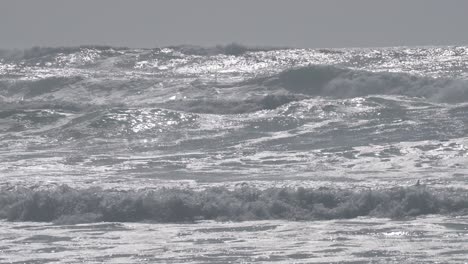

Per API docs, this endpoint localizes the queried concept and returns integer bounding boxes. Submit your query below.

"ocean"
[0,44,467,263]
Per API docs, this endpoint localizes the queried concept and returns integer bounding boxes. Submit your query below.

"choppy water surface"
[2,216,468,264]
[1,45,468,263]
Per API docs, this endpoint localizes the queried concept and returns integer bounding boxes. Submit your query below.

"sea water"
[1,45,468,263]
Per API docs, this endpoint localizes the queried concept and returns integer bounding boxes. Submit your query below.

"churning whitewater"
[1,45,468,263]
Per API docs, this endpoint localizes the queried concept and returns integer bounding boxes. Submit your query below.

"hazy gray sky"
[1,0,467,49]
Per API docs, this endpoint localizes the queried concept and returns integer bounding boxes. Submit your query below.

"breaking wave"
[268,65,468,103]
[1,185,467,224]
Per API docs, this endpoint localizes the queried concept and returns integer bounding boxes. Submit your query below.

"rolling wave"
[1,185,467,224]
[268,65,468,103]
[2,65,468,116]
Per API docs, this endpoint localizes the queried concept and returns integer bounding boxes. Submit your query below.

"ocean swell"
[1,185,467,224]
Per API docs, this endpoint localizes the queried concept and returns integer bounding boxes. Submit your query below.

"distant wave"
[0,43,282,61]
[1,185,467,224]
[167,43,287,56]
[0,45,128,61]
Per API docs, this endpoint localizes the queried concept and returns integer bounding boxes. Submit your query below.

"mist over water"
[1,44,468,263]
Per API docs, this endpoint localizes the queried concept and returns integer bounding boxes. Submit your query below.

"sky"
[1,0,468,49]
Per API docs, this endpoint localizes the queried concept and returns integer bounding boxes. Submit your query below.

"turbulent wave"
[2,45,468,227]
[269,65,468,103]
[2,65,468,116]
[1,185,467,224]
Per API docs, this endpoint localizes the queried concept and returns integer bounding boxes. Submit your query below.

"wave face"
[1,185,467,224]
[1,45,468,224]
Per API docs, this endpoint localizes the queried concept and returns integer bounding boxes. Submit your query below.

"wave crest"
[1,185,467,224]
